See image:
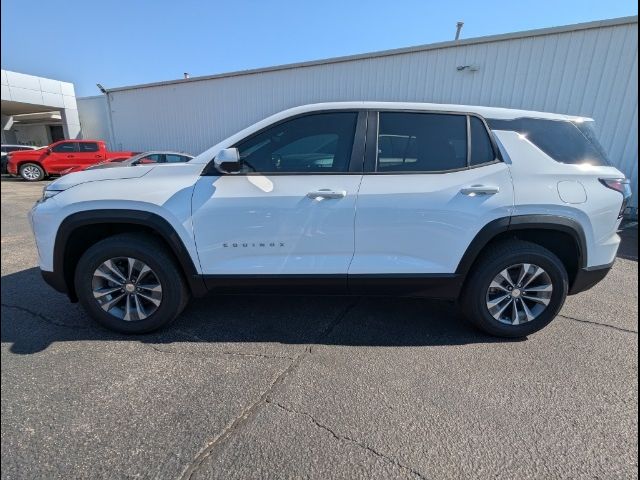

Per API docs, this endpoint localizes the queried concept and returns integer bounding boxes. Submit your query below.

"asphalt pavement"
[1,177,637,479]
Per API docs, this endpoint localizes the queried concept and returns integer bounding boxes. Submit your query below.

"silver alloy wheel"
[91,257,162,321]
[21,165,41,180]
[485,263,553,326]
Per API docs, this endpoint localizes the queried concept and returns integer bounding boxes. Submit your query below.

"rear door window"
[377,113,467,172]
[79,142,99,152]
[487,118,610,166]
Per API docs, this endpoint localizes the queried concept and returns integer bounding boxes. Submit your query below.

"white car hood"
[48,166,154,191]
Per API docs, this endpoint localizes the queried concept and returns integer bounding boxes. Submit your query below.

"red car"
[6,140,136,181]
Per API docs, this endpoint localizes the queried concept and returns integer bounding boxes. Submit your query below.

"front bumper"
[41,270,68,294]
[569,262,614,295]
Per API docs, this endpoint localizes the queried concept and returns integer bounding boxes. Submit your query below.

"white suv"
[29,102,631,337]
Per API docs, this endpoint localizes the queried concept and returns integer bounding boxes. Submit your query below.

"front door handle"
[460,185,500,196]
[307,189,347,199]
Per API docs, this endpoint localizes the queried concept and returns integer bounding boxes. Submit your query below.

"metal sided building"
[77,15,638,211]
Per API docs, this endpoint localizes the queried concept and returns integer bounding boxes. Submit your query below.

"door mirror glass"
[214,148,241,173]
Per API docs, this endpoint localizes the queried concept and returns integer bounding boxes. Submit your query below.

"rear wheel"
[461,240,568,337]
[74,233,189,333]
[19,163,45,181]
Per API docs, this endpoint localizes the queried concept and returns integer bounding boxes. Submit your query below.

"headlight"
[38,187,64,203]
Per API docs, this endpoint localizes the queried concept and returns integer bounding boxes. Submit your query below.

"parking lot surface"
[1,178,638,479]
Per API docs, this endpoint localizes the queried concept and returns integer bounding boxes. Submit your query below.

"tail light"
[599,178,632,218]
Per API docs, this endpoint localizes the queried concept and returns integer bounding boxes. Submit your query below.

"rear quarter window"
[470,116,496,166]
[487,118,610,166]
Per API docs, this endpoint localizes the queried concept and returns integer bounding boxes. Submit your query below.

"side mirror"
[214,148,241,174]
[46,148,52,154]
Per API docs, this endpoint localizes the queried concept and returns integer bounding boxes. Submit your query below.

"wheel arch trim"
[52,209,207,299]
[455,214,588,276]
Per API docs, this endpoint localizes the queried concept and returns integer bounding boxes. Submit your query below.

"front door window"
[234,112,358,174]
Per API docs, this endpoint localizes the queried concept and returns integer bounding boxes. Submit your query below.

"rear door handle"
[460,185,500,196]
[307,189,347,199]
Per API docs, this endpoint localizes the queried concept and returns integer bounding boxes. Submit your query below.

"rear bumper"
[569,262,614,295]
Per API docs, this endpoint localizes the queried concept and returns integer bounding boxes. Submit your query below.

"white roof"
[271,101,588,121]
[191,101,588,164]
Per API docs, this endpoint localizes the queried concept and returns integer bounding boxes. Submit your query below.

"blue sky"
[1,0,637,97]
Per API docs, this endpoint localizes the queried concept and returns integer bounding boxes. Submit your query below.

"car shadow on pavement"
[3,228,637,355]
[1,268,512,355]
[617,225,638,261]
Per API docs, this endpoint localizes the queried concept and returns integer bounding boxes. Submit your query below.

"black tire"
[460,240,569,338]
[19,163,45,181]
[74,233,190,334]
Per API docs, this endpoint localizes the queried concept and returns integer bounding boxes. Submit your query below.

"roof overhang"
[1,99,59,116]
[12,111,62,124]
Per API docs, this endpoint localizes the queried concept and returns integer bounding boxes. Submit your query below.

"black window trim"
[366,109,503,174]
[201,109,367,176]
[201,108,503,177]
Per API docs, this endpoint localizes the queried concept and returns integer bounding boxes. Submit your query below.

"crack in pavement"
[179,300,360,480]
[560,314,638,334]
[146,344,295,360]
[179,347,308,480]
[267,399,428,480]
[1,303,90,330]
[173,329,209,343]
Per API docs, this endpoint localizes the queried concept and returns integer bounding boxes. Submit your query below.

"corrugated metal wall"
[77,95,111,144]
[78,17,638,207]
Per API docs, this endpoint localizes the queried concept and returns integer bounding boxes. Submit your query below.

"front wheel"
[74,233,190,333]
[19,163,45,181]
[460,240,569,338]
